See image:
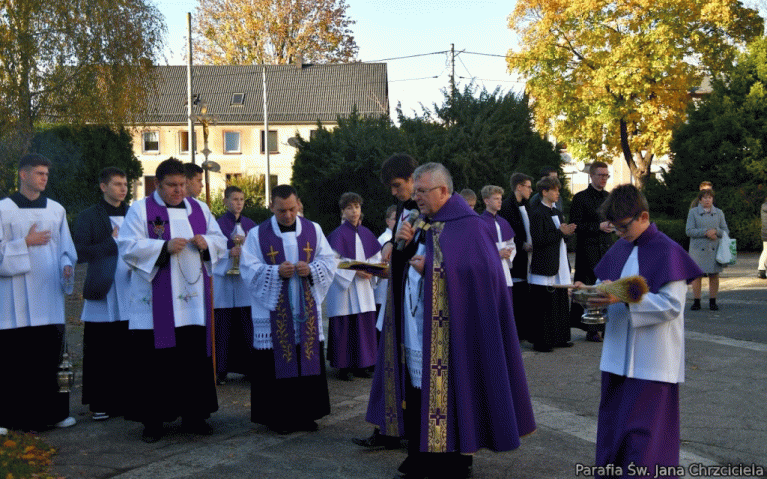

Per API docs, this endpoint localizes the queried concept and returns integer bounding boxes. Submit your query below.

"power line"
[361,51,449,63]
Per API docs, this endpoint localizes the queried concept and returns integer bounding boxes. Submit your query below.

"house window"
[225,173,242,183]
[142,131,159,153]
[231,93,245,105]
[260,130,278,154]
[178,131,197,154]
[260,174,279,192]
[309,129,320,141]
[224,131,241,153]
[144,175,156,198]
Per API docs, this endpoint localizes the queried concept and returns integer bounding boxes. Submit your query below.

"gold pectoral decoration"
[274,291,293,363]
[302,279,318,361]
[427,222,449,453]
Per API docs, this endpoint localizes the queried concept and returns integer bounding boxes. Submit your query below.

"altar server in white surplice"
[0,154,77,433]
[117,158,227,443]
[325,192,382,381]
[240,185,337,434]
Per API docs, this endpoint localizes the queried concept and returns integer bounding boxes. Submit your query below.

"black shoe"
[533,344,553,352]
[586,331,603,342]
[690,300,701,311]
[354,368,374,378]
[758,271,766,279]
[181,419,213,436]
[141,424,163,443]
[352,429,402,450]
[554,341,574,348]
[338,369,353,381]
[709,300,719,311]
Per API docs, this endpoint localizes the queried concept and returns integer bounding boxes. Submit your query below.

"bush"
[31,125,142,223]
[653,217,689,250]
[205,175,267,216]
[726,216,761,251]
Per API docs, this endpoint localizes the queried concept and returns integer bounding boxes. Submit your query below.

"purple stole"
[327,220,381,260]
[258,217,322,379]
[145,195,213,355]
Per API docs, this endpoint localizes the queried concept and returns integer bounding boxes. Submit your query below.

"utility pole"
[262,65,271,203]
[187,13,195,164]
[450,43,456,104]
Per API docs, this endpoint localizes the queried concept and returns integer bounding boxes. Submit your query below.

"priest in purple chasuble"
[325,192,382,381]
[239,185,337,434]
[117,158,227,443]
[579,185,702,479]
[213,186,257,381]
[369,163,536,479]
[0,154,77,432]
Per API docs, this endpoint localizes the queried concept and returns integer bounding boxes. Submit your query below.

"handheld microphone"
[395,210,420,251]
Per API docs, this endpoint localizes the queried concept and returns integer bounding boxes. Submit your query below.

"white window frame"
[260,130,279,154]
[142,131,159,153]
[224,131,241,154]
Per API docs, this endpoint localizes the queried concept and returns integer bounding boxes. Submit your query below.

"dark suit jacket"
[499,195,528,280]
[74,200,126,300]
[528,201,567,277]
[569,184,613,283]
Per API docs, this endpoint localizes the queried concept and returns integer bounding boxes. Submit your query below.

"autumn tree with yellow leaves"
[0,0,166,156]
[507,0,763,186]
[193,0,358,65]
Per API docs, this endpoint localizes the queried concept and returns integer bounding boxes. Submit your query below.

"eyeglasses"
[611,213,640,233]
[595,174,610,178]
[414,186,441,196]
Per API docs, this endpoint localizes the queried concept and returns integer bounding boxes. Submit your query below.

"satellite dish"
[201,160,221,173]
[287,137,300,148]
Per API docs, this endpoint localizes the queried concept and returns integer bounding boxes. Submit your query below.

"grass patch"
[0,431,62,478]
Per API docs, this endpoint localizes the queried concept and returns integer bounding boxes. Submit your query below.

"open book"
[337,260,389,274]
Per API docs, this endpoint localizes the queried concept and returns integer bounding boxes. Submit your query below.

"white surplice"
[491,218,516,287]
[213,238,252,309]
[116,192,226,331]
[239,216,337,350]
[0,197,77,329]
[403,242,427,389]
[325,230,380,318]
[600,247,686,384]
[81,216,132,323]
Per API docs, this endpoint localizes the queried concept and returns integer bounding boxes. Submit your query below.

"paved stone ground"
[25,252,767,478]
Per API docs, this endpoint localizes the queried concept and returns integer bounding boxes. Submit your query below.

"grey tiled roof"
[143,63,389,124]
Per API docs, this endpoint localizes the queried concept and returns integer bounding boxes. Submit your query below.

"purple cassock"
[215,211,257,376]
[326,220,381,369]
[480,210,516,289]
[367,193,536,454]
[593,223,702,478]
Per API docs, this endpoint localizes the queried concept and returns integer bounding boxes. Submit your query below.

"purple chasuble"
[258,216,322,379]
[217,211,256,248]
[417,194,536,453]
[327,220,381,260]
[145,195,213,353]
[594,223,702,293]
[479,210,515,243]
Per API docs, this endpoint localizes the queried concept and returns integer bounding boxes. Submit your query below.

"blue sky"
[153,0,524,118]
